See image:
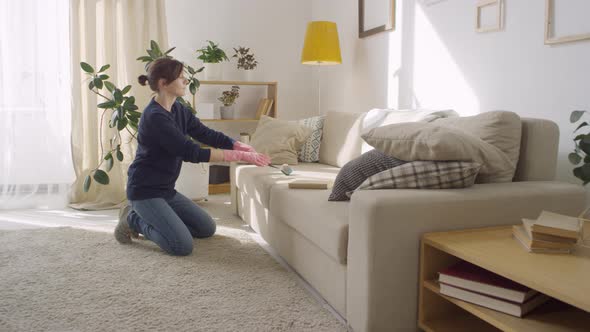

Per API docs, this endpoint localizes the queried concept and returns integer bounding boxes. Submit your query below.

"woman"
[114,57,271,256]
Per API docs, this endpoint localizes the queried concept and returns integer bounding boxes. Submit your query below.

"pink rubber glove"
[223,150,271,167]
[233,141,256,153]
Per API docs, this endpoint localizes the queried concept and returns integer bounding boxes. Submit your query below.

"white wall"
[165,0,315,121]
[313,0,590,185]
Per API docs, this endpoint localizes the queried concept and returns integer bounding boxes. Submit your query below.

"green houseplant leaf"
[571,110,587,123]
[98,64,110,73]
[93,78,103,89]
[93,170,110,185]
[80,62,94,73]
[569,153,582,165]
[106,156,114,172]
[83,175,92,192]
[104,81,116,93]
[98,100,116,109]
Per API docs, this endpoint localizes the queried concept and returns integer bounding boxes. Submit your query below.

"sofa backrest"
[514,118,558,181]
[319,112,559,182]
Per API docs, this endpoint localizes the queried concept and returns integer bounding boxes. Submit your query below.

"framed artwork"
[475,0,504,33]
[545,0,590,44]
[358,0,395,38]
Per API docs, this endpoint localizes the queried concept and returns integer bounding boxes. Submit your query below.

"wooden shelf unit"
[198,80,278,118]
[419,226,590,332]
[198,80,278,195]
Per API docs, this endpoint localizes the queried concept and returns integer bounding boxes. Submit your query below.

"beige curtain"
[69,0,168,210]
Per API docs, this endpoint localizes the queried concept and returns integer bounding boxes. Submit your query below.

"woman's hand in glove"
[232,141,256,153]
[222,150,271,167]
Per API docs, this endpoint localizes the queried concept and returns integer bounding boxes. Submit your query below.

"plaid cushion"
[347,161,481,197]
[328,150,407,201]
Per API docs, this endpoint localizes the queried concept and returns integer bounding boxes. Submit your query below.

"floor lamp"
[301,21,342,116]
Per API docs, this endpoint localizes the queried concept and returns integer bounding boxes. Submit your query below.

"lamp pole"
[317,64,321,116]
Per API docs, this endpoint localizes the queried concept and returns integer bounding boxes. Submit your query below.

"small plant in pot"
[233,46,258,80]
[196,40,228,80]
[218,85,240,119]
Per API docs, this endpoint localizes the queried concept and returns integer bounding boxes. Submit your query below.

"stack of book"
[512,211,581,254]
[438,261,550,317]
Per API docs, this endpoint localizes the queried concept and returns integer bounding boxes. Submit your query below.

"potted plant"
[232,46,258,81]
[217,85,240,119]
[196,40,229,80]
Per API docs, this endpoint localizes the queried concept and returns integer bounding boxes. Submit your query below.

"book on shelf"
[439,283,551,317]
[522,218,577,244]
[288,179,333,189]
[530,210,582,240]
[438,260,538,303]
[255,98,274,119]
[513,224,574,251]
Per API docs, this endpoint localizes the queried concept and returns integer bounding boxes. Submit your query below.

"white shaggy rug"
[0,199,346,332]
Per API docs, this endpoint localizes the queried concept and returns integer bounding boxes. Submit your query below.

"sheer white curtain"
[0,0,74,209]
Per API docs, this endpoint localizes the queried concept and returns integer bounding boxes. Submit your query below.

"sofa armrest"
[346,181,586,332]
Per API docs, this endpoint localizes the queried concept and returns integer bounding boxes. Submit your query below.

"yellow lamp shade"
[301,21,342,65]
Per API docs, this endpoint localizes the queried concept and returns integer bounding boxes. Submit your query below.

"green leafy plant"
[569,110,590,184]
[81,40,204,192]
[196,40,229,64]
[79,62,139,192]
[232,46,258,70]
[217,86,240,106]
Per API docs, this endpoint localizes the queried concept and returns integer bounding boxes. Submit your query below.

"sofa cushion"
[351,161,481,197]
[319,109,460,167]
[298,115,325,162]
[329,150,407,201]
[432,111,521,179]
[270,185,349,264]
[319,112,366,167]
[362,122,515,183]
[235,163,340,209]
[250,115,312,165]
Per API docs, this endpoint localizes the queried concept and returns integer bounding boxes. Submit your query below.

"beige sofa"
[230,111,586,332]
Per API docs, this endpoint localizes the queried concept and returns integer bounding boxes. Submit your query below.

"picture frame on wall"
[544,0,590,45]
[358,0,395,38]
[475,0,504,33]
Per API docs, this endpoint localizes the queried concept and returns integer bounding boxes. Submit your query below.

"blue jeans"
[128,192,216,256]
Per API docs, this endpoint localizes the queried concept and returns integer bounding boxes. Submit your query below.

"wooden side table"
[418,226,590,331]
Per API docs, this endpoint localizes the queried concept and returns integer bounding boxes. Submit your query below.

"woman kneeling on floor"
[114,58,270,256]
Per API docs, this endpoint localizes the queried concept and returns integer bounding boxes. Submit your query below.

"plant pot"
[220,105,235,119]
[204,62,222,80]
[236,69,254,81]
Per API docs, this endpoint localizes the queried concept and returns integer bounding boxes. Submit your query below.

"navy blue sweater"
[127,99,234,200]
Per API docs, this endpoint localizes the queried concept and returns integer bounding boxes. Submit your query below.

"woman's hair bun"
[138,74,149,86]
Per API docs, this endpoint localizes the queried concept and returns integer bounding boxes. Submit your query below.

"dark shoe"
[114,204,138,244]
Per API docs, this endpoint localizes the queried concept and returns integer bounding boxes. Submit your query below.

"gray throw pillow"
[328,150,407,201]
[348,161,481,198]
[298,115,325,162]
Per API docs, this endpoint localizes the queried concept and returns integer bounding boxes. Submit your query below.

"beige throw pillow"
[432,111,521,176]
[250,115,312,165]
[361,122,515,183]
